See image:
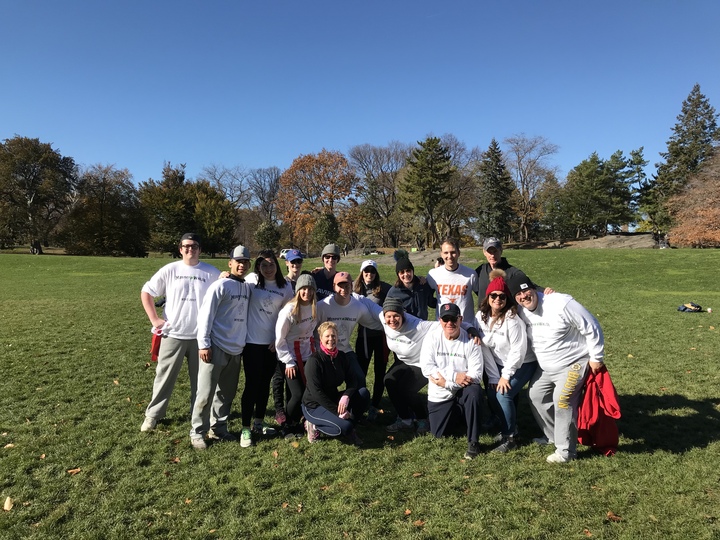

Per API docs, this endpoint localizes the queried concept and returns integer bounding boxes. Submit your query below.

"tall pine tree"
[474,139,516,241]
[640,84,720,232]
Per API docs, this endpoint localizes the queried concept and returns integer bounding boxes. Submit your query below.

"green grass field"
[1,249,719,539]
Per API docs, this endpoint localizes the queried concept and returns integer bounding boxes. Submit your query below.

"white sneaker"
[190,437,207,450]
[140,417,157,432]
[546,451,571,464]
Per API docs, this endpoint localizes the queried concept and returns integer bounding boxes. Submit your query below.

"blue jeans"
[301,388,370,437]
[491,361,538,436]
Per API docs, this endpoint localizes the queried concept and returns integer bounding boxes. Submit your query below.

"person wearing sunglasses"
[313,243,341,301]
[474,270,538,453]
[139,233,221,433]
[474,237,552,298]
[420,303,498,460]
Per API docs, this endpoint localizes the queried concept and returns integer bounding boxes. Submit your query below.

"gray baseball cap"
[230,245,251,260]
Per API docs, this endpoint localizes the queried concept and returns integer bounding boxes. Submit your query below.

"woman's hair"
[354,267,381,296]
[479,293,517,327]
[253,249,287,289]
[290,285,317,321]
[317,321,337,339]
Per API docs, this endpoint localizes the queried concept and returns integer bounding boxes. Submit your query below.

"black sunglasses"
[489,293,507,300]
[441,316,458,323]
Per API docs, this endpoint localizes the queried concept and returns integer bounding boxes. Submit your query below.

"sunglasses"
[441,316,458,323]
[489,293,507,300]
[323,255,339,261]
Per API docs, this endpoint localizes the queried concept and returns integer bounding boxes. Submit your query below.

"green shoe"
[240,428,253,448]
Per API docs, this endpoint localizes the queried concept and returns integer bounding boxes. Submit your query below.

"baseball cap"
[333,271,352,285]
[439,303,461,319]
[230,245,251,260]
[360,259,377,272]
[286,249,303,262]
[483,237,502,250]
[181,232,201,245]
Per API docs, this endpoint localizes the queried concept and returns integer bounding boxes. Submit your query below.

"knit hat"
[506,270,534,297]
[382,296,404,315]
[394,249,414,274]
[322,243,341,258]
[295,273,317,291]
[333,271,352,285]
[486,269,512,298]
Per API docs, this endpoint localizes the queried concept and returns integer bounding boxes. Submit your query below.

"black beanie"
[506,270,534,297]
[395,257,414,274]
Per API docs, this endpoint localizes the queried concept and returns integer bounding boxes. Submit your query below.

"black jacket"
[302,349,359,414]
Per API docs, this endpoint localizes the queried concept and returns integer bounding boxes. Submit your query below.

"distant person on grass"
[301,322,368,446]
[426,237,477,322]
[420,303,495,460]
[189,245,252,450]
[507,271,605,464]
[139,233,221,433]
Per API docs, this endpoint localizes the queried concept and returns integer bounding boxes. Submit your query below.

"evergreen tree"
[474,139,516,241]
[640,84,720,232]
[399,137,455,248]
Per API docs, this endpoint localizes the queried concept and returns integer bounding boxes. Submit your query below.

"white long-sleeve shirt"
[518,292,605,372]
[475,311,536,380]
[317,295,383,353]
[141,260,221,340]
[245,274,294,345]
[380,313,438,367]
[420,326,485,403]
[275,302,317,367]
[196,277,251,355]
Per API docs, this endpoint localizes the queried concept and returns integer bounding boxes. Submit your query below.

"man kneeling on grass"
[420,303,496,460]
[189,245,252,450]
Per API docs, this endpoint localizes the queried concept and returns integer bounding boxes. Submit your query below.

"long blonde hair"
[290,285,317,322]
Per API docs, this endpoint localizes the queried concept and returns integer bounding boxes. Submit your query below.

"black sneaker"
[464,441,481,460]
[492,436,518,453]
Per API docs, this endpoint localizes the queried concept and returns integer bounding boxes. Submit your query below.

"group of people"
[139,234,606,463]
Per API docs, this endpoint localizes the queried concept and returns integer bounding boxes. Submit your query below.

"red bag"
[150,330,163,362]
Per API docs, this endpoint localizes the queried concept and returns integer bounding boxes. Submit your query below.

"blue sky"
[2,1,718,185]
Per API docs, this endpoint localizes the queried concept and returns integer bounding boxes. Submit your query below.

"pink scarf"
[320,343,338,359]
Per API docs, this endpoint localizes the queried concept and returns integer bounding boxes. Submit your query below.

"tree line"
[1,84,718,256]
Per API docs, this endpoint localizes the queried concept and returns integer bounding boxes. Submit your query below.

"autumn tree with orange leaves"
[668,150,720,247]
[276,149,358,250]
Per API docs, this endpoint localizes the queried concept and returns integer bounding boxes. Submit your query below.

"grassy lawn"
[1,248,719,539]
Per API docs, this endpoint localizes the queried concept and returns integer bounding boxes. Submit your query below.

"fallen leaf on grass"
[282,502,289,509]
[290,441,300,448]
[320,485,329,491]
[185,498,191,504]
[3,497,13,511]
[145,363,151,369]
[660,387,667,391]
[404,509,412,516]
[686,370,692,373]
[412,472,423,478]
[387,435,394,441]
[209,529,217,533]
[463,475,470,479]
[413,519,425,527]
[39,454,45,460]
[169,457,180,464]
[272,450,279,459]
[4,443,15,449]
[591,485,601,491]
[67,468,81,476]
[606,511,622,522]
[690,347,697,351]
[126,397,131,402]
[1,432,6,436]
[297,503,303,513]
[583,528,592,537]
[113,380,119,385]
[627,354,634,358]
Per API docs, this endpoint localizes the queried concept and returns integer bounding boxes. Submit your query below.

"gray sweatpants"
[528,359,589,460]
[145,337,199,421]
[190,344,243,438]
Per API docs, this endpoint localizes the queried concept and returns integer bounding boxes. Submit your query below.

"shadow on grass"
[618,393,720,453]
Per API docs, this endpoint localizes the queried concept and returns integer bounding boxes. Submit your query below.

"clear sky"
[2,1,718,185]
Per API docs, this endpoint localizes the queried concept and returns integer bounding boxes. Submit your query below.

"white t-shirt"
[245,273,294,345]
[427,264,477,322]
[141,260,221,340]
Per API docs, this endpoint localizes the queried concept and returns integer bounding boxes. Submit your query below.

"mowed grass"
[1,248,719,539]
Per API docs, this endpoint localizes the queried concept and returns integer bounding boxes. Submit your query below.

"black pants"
[355,327,389,408]
[241,343,277,426]
[428,384,484,443]
[383,360,428,420]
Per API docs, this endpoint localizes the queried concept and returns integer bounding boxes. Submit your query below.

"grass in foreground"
[1,249,719,539]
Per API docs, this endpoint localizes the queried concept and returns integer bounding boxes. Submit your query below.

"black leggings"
[384,360,428,420]
[355,327,389,408]
[241,343,277,426]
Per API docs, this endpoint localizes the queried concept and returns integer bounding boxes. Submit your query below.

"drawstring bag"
[677,302,702,312]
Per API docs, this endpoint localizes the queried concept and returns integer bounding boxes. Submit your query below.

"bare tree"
[246,166,281,223]
[198,164,252,209]
[349,141,411,247]
[503,134,559,241]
